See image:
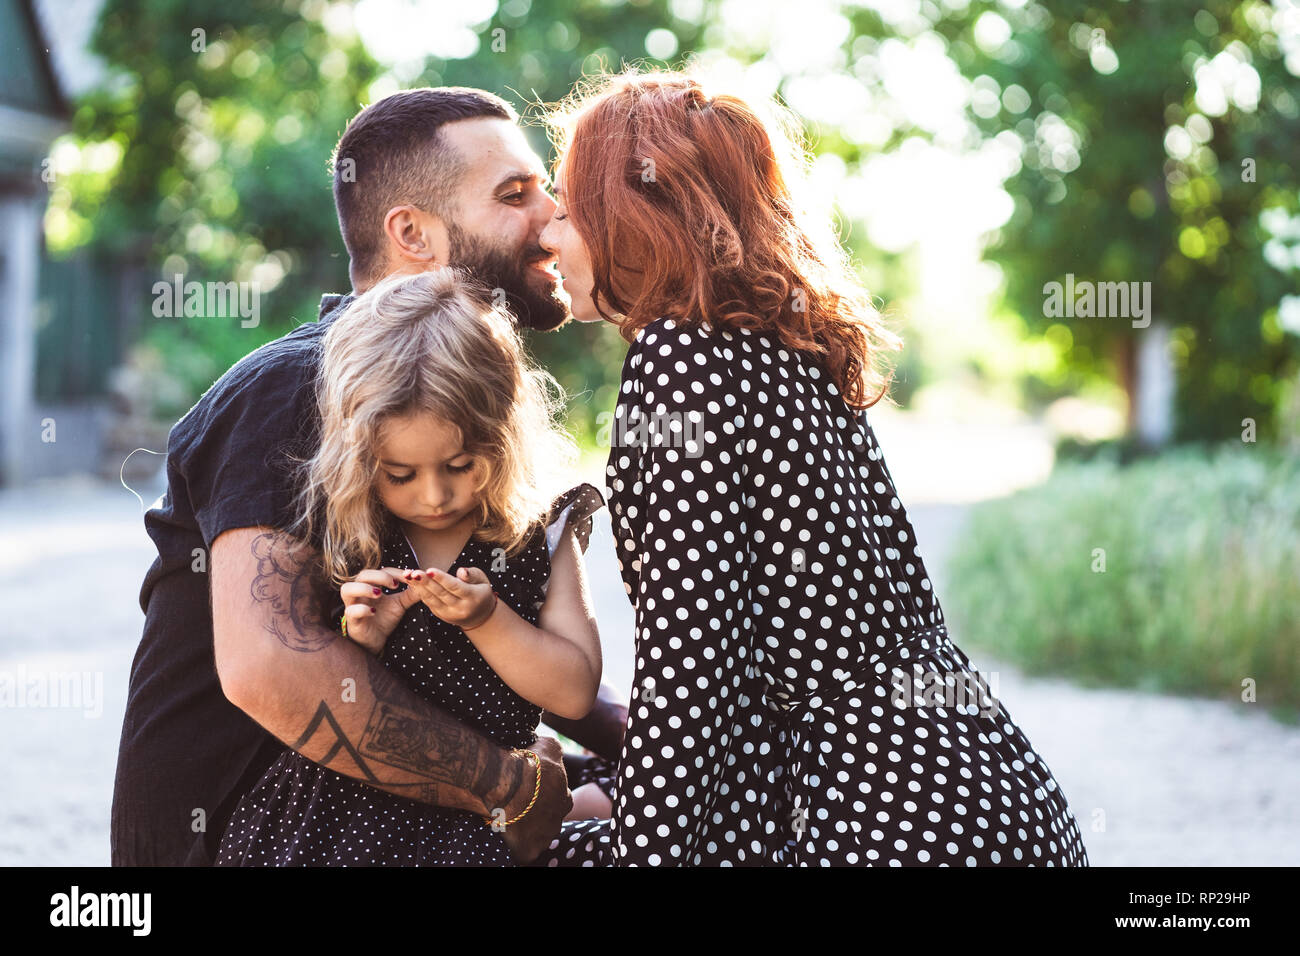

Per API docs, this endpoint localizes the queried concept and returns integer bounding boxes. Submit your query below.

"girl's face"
[538,163,607,324]
[373,412,480,533]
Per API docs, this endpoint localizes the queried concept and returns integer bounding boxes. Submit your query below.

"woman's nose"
[538,218,558,255]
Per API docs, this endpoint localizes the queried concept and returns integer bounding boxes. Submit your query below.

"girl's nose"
[423,477,453,509]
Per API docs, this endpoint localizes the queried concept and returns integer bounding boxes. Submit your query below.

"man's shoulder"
[226,320,327,386]
[190,326,319,418]
[171,297,351,447]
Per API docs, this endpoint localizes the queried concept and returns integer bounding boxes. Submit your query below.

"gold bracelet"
[484,748,541,829]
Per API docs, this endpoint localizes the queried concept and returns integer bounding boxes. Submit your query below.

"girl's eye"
[554,212,568,221]
[448,460,475,474]
[384,472,415,485]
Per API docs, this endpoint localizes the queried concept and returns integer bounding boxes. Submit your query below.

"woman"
[535,70,1089,866]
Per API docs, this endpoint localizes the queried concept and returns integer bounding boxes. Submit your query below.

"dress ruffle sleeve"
[529,482,606,613]
[544,482,605,558]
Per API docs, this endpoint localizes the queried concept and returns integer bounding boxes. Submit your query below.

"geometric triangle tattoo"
[292,701,379,782]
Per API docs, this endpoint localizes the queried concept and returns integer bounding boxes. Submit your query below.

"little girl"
[216,268,613,866]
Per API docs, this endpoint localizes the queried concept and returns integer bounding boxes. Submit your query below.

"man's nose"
[534,192,558,241]
[538,187,558,219]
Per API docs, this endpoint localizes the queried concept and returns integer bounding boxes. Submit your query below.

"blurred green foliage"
[47,0,1300,447]
[52,0,712,431]
[945,447,1300,718]
[924,0,1300,441]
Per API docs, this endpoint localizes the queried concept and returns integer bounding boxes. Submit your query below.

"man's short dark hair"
[331,87,516,286]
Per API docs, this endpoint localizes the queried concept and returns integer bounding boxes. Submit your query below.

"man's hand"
[496,736,571,863]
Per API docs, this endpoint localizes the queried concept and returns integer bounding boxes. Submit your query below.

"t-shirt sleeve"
[173,346,320,551]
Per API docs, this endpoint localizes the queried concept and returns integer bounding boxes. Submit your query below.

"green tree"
[920,0,1300,443]
[56,0,709,432]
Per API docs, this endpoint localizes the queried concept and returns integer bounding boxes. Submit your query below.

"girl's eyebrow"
[379,450,469,468]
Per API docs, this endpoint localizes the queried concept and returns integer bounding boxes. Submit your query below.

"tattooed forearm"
[362,705,472,777]
[293,701,381,780]
[248,530,336,652]
[359,659,517,801]
[291,655,519,810]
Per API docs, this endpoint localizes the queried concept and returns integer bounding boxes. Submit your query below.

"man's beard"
[447,222,569,332]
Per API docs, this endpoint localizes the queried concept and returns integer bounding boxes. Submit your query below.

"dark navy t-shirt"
[111,293,353,866]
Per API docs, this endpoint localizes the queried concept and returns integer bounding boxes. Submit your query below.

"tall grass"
[944,447,1300,718]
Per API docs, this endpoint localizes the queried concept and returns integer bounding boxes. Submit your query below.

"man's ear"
[382,204,450,269]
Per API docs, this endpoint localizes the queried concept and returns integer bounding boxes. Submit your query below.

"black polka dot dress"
[540,317,1089,867]
[214,483,606,866]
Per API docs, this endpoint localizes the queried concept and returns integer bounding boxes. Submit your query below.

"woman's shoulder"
[634,315,738,345]
[627,316,748,377]
[634,316,789,359]
[637,316,837,391]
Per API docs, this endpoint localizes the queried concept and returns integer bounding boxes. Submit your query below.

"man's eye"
[503,192,523,204]
[384,472,415,485]
[448,460,475,474]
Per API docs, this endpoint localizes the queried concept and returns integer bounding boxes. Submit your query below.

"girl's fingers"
[426,568,463,594]
[354,568,405,590]
[418,570,458,603]
[340,582,383,607]
[343,603,373,627]
[400,569,436,594]
[395,572,446,609]
[457,566,489,585]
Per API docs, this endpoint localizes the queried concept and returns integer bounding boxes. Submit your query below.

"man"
[112,87,622,866]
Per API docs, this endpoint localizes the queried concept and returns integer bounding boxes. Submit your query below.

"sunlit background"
[2,0,1299,866]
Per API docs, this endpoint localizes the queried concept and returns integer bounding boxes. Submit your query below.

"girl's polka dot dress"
[214,483,606,866]
[540,317,1090,867]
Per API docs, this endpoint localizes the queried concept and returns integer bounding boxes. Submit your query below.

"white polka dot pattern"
[538,317,1089,867]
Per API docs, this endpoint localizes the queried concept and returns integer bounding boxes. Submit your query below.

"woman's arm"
[607,319,751,866]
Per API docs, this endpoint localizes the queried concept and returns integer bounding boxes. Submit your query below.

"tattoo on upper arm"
[248,530,335,652]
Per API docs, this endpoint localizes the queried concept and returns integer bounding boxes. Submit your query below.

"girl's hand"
[340,567,422,655]
[402,566,497,632]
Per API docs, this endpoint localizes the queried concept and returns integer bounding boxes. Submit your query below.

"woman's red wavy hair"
[545,69,900,410]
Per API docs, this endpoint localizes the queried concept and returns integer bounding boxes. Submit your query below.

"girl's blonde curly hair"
[293,267,579,586]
